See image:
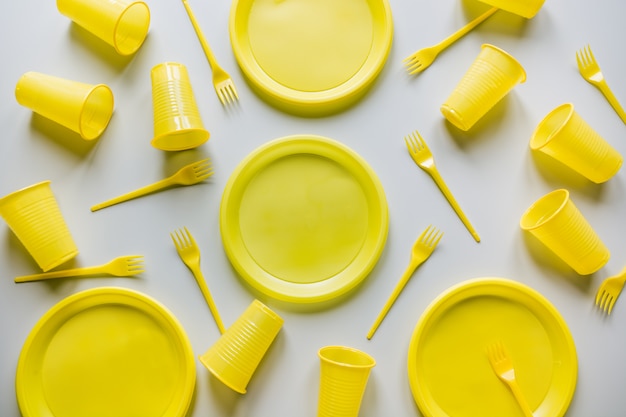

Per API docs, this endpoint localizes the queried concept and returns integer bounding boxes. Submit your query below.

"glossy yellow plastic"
[530,103,622,183]
[441,44,526,131]
[14,255,144,283]
[367,225,443,339]
[151,62,209,151]
[199,299,283,394]
[595,266,626,315]
[520,189,609,275]
[576,45,626,124]
[229,0,393,116]
[15,71,114,140]
[16,287,196,417]
[0,181,78,272]
[476,0,545,18]
[317,346,376,417]
[220,135,388,303]
[182,0,238,105]
[408,278,577,417]
[91,159,213,211]
[171,227,225,334]
[404,7,499,75]
[56,0,150,56]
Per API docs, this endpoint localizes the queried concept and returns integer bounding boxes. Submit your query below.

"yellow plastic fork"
[595,266,626,315]
[182,0,239,105]
[487,341,534,417]
[405,131,480,242]
[91,159,213,211]
[171,227,225,334]
[404,7,498,74]
[367,225,443,339]
[14,255,144,283]
[576,45,626,124]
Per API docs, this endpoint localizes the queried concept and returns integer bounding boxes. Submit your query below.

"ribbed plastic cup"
[530,103,622,183]
[476,0,546,19]
[198,299,283,394]
[317,346,376,417]
[150,62,209,151]
[15,72,114,141]
[520,189,609,275]
[441,44,526,131]
[56,0,150,56]
[0,181,78,272]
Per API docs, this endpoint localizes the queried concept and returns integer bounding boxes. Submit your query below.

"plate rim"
[220,134,389,304]
[228,0,394,116]
[407,277,578,417]
[15,286,196,417]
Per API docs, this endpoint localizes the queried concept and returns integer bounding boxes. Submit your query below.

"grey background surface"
[1,0,626,416]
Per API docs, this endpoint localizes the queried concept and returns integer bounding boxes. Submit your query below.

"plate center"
[239,153,369,284]
[247,0,374,92]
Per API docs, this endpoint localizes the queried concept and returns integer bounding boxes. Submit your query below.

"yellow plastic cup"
[317,346,376,417]
[441,44,526,131]
[0,181,79,272]
[530,103,623,184]
[151,62,210,151]
[198,299,283,394]
[476,0,546,19]
[520,189,609,275]
[15,71,114,141]
[56,0,150,56]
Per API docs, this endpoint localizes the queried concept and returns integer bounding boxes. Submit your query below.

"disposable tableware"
[487,341,534,417]
[14,255,144,283]
[171,227,225,334]
[404,7,498,75]
[367,225,442,339]
[595,266,626,315]
[91,159,212,211]
[182,0,238,105]
[576,45,626,124]
[405,131,480,242]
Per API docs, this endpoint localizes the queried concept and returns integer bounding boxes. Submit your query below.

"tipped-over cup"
[198,299,283,394]
[520,188,609,275]
[476,0,546,19]
[0,181,78,271]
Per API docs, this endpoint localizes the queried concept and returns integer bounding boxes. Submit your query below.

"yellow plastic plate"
[229,0,393,116]
[408,278,577,417]
[220,135,388,303]
[16,287,195,417]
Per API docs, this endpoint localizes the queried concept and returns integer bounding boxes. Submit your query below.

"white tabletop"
[1,0,626,416]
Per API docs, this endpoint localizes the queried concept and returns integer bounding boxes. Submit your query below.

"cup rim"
[0,180,52,209]
[318,345,376,368]
[481,44,527,83]
[529,103,574,150]
[520,189,569,231]
[113,1,151,56]
[79,84,114,140]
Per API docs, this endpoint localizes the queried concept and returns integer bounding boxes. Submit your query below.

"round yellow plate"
[16,287,196,417]
[229,0,393,116]
[220,135,388,303]
[408,278,577,417]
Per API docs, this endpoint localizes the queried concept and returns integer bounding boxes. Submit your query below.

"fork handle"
[15,265,106,282]
[188,264,226,334]
[367,260,422,339]
[596,80,626,124]
[435,7,498,51]
[91,177,176,212]
[429,170,481,242]
[182,0,219,70]
[506,380,534,417]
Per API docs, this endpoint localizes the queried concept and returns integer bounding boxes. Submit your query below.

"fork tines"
[419,224,444,248]
[171,226,195,250]
[126,255,146,274]
[217,81,239,106]
[405,130,428,153]
[575,44,596,71]
[193,159,214,180]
